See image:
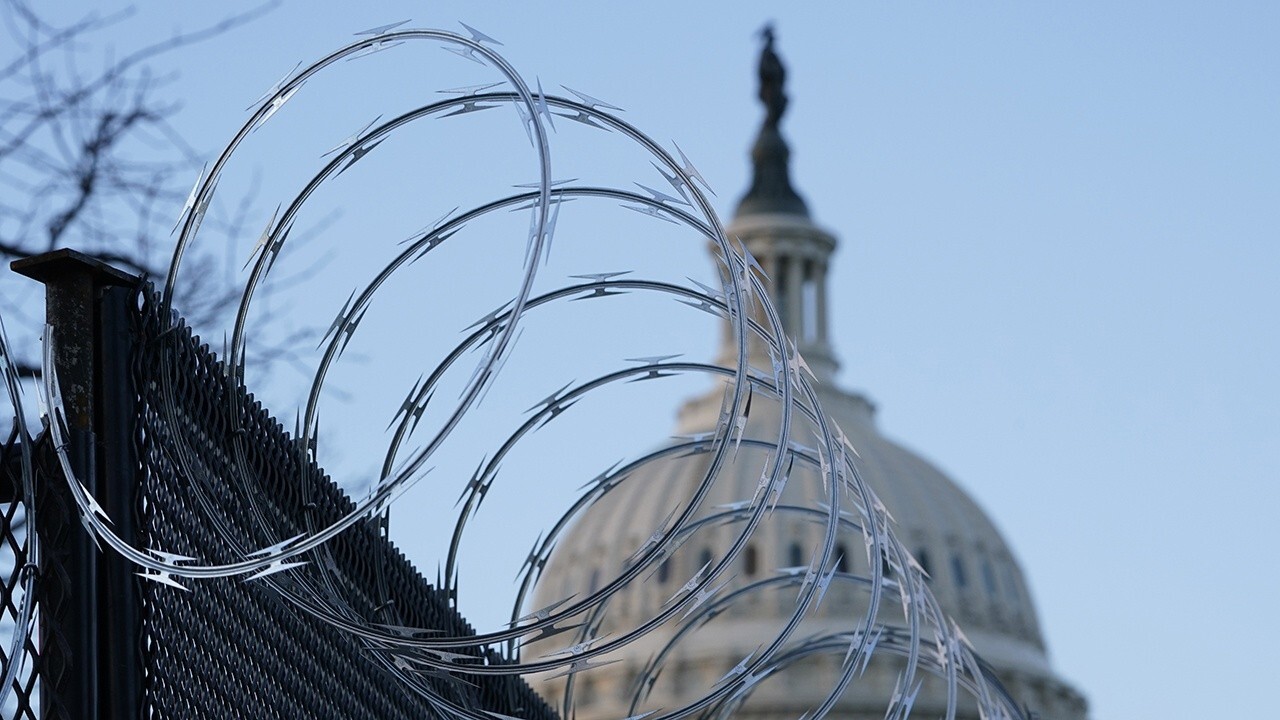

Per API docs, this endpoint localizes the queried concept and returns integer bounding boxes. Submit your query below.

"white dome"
[531,374,1087,719]
[529,34,1086,718]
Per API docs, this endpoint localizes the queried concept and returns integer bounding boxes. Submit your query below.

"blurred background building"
[532,31,1088,720]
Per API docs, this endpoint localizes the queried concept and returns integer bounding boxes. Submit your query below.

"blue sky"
[13,2,1280,717]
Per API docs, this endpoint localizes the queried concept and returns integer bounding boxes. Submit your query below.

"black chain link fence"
[133,287,558,719]
[2,267,559,719]
[0,430,41,719]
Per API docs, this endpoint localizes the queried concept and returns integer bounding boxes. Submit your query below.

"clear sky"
[14,2,1280,718]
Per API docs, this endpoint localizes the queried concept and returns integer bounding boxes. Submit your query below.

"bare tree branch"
[0,0,303,375]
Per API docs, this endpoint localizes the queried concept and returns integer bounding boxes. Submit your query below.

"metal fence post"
[12,249,143,719]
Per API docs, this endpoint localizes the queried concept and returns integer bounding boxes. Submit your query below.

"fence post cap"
[11,248,140,287]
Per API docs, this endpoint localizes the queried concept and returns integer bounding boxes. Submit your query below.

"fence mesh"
[0,430,40,720]
[132,288,557,720]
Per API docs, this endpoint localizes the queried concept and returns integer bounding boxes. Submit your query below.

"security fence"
[0,250,557,719]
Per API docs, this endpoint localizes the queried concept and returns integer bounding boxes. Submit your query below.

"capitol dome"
[530,30,1087,720]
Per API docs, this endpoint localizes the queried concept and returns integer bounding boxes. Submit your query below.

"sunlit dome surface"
[535,376,1087,719]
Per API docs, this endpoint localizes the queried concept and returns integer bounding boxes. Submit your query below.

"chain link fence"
[2,255,558,719]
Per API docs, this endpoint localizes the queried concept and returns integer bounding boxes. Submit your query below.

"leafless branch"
[0,0,315,376]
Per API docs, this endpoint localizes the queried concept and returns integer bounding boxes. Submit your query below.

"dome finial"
[735,23,809,218]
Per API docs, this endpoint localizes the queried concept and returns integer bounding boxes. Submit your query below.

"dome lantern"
[727,27,840,384]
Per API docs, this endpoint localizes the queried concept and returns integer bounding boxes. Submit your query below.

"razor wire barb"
[0,22,1029,720]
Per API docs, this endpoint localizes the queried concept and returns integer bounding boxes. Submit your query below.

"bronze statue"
[759,24,787,128]
[737,24,809,218]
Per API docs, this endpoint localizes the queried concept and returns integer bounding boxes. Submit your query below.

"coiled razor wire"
[0,22,1030,720]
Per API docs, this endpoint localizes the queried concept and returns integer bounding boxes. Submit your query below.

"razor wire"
[0,22,1029,720]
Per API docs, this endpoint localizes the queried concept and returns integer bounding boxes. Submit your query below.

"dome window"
[744,545,758,575]
[982,559,998,598]
[698,548,714,572]
[835,544,848,573]
[951,555,968,588]
[787,542,804,568]
[657,558,670,583]
[915,548,931,578]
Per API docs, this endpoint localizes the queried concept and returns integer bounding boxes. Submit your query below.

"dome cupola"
[531,29,1088,720]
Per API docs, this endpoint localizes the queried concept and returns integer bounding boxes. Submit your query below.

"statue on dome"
[758,24,788,128]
